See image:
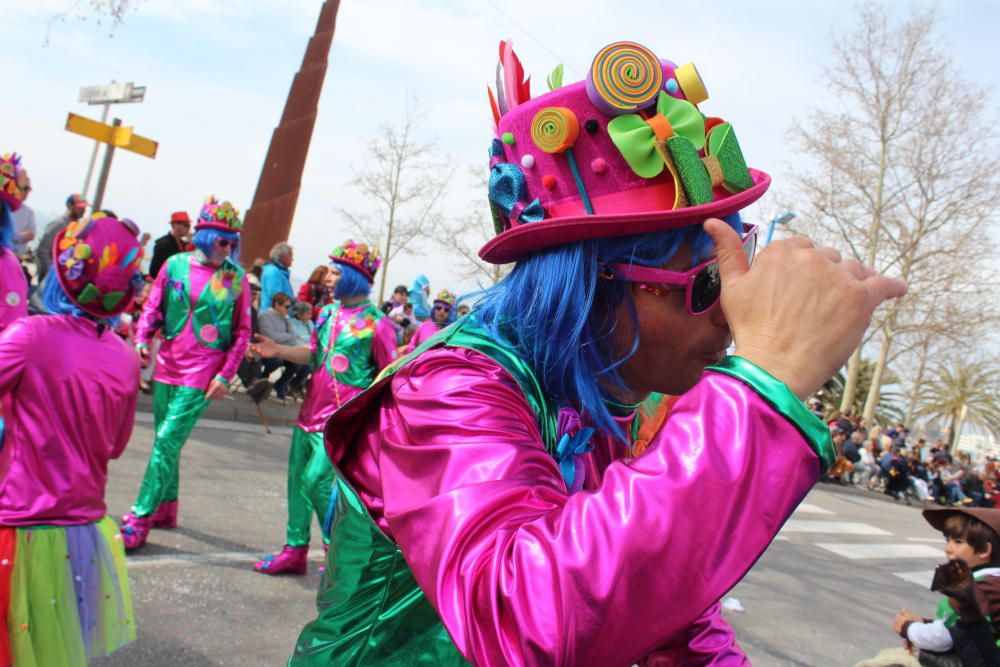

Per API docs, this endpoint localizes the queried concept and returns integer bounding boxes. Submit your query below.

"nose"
[708,300,729,329]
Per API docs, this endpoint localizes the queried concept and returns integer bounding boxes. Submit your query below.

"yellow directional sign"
[65,113,158,158]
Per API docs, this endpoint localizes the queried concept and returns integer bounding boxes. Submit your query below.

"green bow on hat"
[607,91,706,179]
[77,283,125,311]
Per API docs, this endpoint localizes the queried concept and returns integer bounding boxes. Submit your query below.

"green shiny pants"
[286,427,334,547]
[131,382,208,517]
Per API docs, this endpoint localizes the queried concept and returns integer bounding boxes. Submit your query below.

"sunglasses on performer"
[214,239,238,249]
[604,223,758,316]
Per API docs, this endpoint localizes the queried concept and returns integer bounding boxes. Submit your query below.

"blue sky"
[3,0,998,294]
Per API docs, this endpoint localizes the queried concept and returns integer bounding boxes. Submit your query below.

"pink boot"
[120,513,152,550]
[150,500,178,528]
[253,545,308,575]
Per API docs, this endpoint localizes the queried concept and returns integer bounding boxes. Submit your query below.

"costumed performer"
[287,40,908,666]
[120,196,251,550]
[0,153,28,334]
[0,213,144,666]
[252,241,397,576]
[0,153,30,445]
[404,289,456,353]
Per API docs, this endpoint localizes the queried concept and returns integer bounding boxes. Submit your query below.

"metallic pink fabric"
[405,320,443,354]
[295,306,397,432]
[0,315,139,526]
[0,248,27,332]
[135,257,252,388]
[337,346,818,666]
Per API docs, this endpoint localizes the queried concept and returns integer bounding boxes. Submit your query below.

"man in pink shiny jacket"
[289,41,908,666]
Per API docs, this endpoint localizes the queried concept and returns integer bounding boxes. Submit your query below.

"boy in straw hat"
[288,40,907,665]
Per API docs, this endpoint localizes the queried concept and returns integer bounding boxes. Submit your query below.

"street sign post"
[77,81,147,199]
[65,112,158,211]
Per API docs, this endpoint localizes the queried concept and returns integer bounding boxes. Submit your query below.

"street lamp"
[765,211,796,246]
[78,81,147,201]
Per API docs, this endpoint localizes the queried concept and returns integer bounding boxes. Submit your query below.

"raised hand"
[703,218,907,400]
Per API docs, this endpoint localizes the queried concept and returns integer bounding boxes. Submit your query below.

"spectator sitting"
[457,302,470,318]
[892,508,1000,665]
[261,242,294,313]
[826,428,853,485]
[854,440,878,490]
[258,292,308,400]
[297,265,335,320]
[237,277,271,404]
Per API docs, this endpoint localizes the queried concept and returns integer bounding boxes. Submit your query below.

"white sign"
[78,82,146,105]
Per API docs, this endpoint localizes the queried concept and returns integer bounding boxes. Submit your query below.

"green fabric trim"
[707,356,834,475]
[214,374,230,388]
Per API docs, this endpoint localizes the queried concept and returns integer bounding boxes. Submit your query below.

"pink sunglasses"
[605,223,758,316]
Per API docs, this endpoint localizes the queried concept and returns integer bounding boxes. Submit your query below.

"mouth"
[699,349,726,365]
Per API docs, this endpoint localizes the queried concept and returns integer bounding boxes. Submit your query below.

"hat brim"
[329,256,374,284]
[923,507,1000,536]
[195,222,241,234]
[479,168,770,264]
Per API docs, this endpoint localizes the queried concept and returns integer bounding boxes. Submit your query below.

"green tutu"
[0,516,135,666]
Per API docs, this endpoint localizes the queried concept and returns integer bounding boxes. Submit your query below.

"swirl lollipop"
[587,41,663,116]
[531,107,594,214]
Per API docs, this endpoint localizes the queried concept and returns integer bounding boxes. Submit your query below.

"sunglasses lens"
[690,262,722,313]
[744,230,757,264]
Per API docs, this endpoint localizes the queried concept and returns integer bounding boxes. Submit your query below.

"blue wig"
[41,267,119,328]
[0,202,14,252]
[192,228,240,263]
[334,263,372,301]
[472,213,743,443]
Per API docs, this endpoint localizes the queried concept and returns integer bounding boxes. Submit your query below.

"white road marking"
[815,543,942,560]
[893,570,936,588]
[781,520,891,535]
[127,550,326,569]
[907,537,943,543]
[794,503,834,515]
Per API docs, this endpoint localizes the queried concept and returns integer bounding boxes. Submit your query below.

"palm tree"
[821,359,904,425]
[913,358,1000,451]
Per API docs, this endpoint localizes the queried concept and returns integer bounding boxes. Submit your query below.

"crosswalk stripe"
[907,537,942,543]
[794,503,834,515]
[815,543,942,560]
[781,520,891,535]
[893,570,935,587]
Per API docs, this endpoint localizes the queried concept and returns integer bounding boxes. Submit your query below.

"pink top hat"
[196,196,243,233]
[480,40,770,264]
[329,240,382,284]
[0,153,29,212]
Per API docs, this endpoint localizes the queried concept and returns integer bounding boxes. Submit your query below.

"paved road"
[95,414,944,666]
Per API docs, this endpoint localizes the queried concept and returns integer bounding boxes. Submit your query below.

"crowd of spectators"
[813,404,999,509]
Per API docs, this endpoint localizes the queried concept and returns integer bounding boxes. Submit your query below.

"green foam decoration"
[607,114,664,179]
[77,283,100,304]
[707,122,753,193]
[665,136,714,206]
[501,132,516,146]
[546,63,565,92]
[102,291,125,311]
[655,92,705,150]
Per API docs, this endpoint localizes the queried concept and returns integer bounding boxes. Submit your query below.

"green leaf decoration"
[706,122,753,193]
[665,136,714,206]
[77,283,100,304]
[102,291,125,310]
[546,63,565,92]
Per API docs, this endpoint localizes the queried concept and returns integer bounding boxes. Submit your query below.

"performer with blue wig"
[405,288,456,352]
[0,212,144,665]
[252,240,397,576]
[0,153,29,334]
[287,40,908,666]
[120,196,252,550]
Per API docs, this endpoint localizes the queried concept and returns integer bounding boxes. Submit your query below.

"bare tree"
[790,4,1000,421]
[433,166,512,288]
[340,97,453,305]
[45,0,142,43]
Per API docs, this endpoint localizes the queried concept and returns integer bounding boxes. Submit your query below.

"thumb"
[703,218,750,284]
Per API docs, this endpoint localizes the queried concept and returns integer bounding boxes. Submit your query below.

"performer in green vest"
[121,196,252,550]
[252,241,397,575]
